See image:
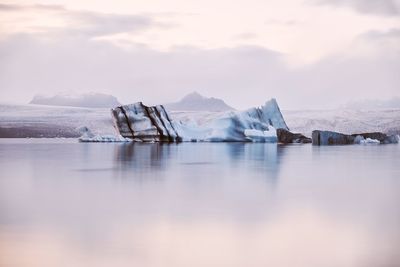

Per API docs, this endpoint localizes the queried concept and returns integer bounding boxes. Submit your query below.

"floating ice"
[77,126,131,142]
[79,134,131,142]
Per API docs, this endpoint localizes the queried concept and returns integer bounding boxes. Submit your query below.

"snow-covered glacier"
[111,99,288,142]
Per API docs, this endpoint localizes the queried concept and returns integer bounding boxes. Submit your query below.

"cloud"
[317,0,400,16]
[353,28,400,55]
[264,19,300,26]
[362,28,400,41]
[0,3,22,10]
[233,32,259,40]
[61,11,154,37]
[0,3,65,11]
[0,3,165,38]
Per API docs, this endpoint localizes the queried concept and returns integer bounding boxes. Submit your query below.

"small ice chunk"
[360,138,380,144]
[77,126,131,142]
[79,134,131,142]
[354,135,380,145]
[76,126,94,138]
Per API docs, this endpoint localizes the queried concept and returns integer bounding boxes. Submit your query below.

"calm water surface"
[0,139,399,267]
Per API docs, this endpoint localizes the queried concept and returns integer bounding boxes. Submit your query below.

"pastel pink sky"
[0,0,399,109]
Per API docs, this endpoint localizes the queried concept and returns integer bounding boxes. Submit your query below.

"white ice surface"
[171,109,278,142]
[360,138,381,145]
[244,127,277,142]
[353,135,381,145]
[79,134,131,142]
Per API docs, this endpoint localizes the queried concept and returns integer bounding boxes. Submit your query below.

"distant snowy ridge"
[283,109,400,137]
[164,92,235,112]
[30,92,121,108]
[343,97,400,110]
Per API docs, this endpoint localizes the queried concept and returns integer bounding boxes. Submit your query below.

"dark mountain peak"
[165,92,235,112]
[181,91,205,101]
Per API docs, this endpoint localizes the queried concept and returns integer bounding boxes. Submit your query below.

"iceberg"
[111,99,288,142]
[312,130,399,145]
[276,128,311,144]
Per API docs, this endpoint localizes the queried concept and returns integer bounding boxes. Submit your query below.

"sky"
[0,0,399,109]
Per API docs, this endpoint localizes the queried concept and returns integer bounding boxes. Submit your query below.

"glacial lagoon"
[0,139,399,267]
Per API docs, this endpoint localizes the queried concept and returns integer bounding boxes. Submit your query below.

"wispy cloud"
[233,32,259,40]
[0,3,172,38]
[61,11,154,37]
[0,3,65,11]
[345,28,400,54]
[264,19,300,26]
[316,0,400,16]
[362,28,400,40]
[0,3,22,10]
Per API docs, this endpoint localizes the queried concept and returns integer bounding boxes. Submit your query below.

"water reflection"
[113,143,285,184]
[0,140,399,267]
[111,143,284,221]
[226,143,286,184]
[114,143,173,170]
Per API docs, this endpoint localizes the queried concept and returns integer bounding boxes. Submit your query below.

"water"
[0,139,399,267]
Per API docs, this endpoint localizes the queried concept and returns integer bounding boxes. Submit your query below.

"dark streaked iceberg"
[112,102,182,142]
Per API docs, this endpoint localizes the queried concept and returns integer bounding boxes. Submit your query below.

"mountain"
[164,92,235,112]
[29,92,121,108]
